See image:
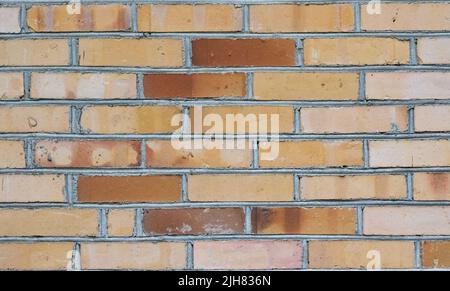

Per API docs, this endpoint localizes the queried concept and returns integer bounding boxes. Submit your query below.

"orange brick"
[250,4,354,32]
[369,140,450,167]
[422,241,450,268]
[138,4,242,32]
[301,106,408,133]
[253,72,359,100]
[27,5,130,32]
[0,106,69,133]
[35,140,140,168]
[0,243,74,270]
[361,3,450,31]
[303,38,409,66]
[0,208,98,236]
[80,242,186,270]
[31,73,136,99]
[300,175,407,200]
[0,7,21,33]
[194,241,302,270]
[252,207,356,234]
[0,39,69,66]
[0,175,65,202]
[188,174,293,202]
[366,72,450,100]
[414,173,450,201]
[418,38,450,64]
[80,106,181,134]
[0,73,23,99]
[309,241,415,269]
[364,206,450,235]
[259,141,363,168]
[78,39,183,67]
[0,140,25,168]
[415,106,450,132]
[107,209,135,237]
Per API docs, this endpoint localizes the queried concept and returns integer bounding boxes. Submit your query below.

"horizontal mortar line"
[0,167,449,175]
[5,0,450,4]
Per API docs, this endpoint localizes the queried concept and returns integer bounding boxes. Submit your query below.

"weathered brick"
[80,242,186,270]
[27,5,130,32]
[301,106,408,133]
[303,38,409,66]
[77,176,181,203]
[253,72,359,100]
[0,243,74,270]
[415,106,450,132]
[309,241,415,269]
[0,106,69,133]
[0,72,23,99]
[252,207,356,234]
[414,173,450,201]
[188,174,293,202]
[143,208,245,235]
[418,38,450,64]
[250,4,354,32]
[194,241,302,270]
[369,140,450,167]
[300,175,407,200]
[0,39,69,66]
[143,73,246,98]
[192,39,297,67]
[35,140,140,168]
[138,4,242,32]
[0,7,20,33]
[31,73,136,99]
[364,206,450,235]
[0,175,65,202]
[80,106,181,134]
[0,140,25,168]
[366,72,450,100]
[259,141,363,168]
[0,208,98,236]
[107,209,135,237]
[422,241,450,268]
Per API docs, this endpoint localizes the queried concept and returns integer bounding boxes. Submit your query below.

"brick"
[363,206,450,235]
[78,39,183,67]
[30,73,136,99]
[253,72,359,100]
[422,241,450,268]
[143,73,246,98]
[252,207,356,234]
[414,173,450,201]
[300,175,407,200]
[0,106,70,133]
[80,242,186,270]
[303,38,409,66]
[0,73,23,99]
[0,175,65,202]
[0,208,98,236]
[250,4,354,32]
[418,38,450,64]
[259,141,363,168]
[309,241,415,269]
[107,209,135,237]
[146,140,252,168]
[0,243,74,270]
[35,140,140,168]
[77,176,181,203]
[301,106,408,133]
[138,4,242,32]
[0,7,20,33]
[27,5,130,32]
[366,72,450,100]
[0,140,25,168]
[188,174,293,202]
[143,208,245,235]
[192,39,297,67]
[415,106,450,132]
[369,140,450,167]
[0,39,69,66]
[190,106,294,134]
[194,241,302,270]
[80,106,181,134]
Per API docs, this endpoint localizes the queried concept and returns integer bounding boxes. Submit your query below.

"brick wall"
[0,0,449,270]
